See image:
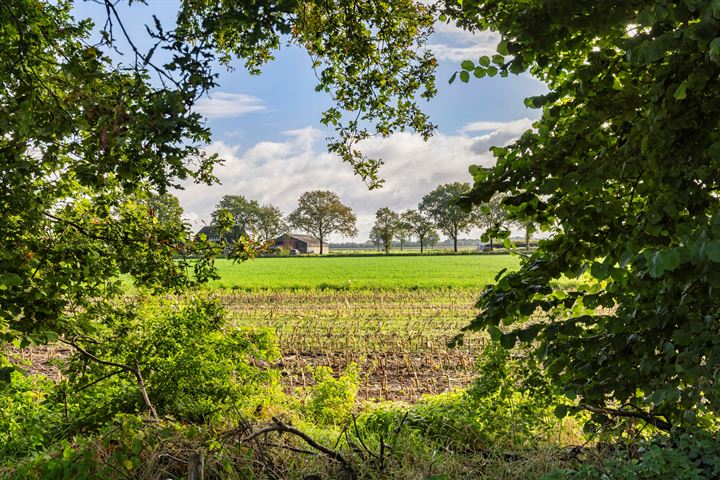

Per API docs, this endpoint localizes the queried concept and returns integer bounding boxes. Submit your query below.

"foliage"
[445,0,720,428]
[0,0,225,346]
[476,193,508,251]
[372,207,401,254]
[420,182,480,252]
[145,193,185,226]
[177,0,438,188]
[304,364,359,426]
[361,343,563,451]
[256,203,288,241]
[548,431,720,480]
[63,296,279,425]
[0,356,61,458]
[287,190,358,254]
[210,194,261,237]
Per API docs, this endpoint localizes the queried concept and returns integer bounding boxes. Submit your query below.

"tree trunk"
[420,238,424,254]
[489,237,494,251]
[319,237,323,254]
[525,227,530,251]
[453,236,457,253]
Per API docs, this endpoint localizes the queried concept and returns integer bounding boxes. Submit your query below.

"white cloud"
[194,92,267,119]
[461,117,534,154]
[429,24,500,62]
[461,118,534,133]
[175,119,529,240]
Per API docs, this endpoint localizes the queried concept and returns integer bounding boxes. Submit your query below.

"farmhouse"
[273,234,325,254]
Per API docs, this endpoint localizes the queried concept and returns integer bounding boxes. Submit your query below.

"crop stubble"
[220,289,486,402]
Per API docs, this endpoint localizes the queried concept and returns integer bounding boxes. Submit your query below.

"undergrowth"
[2,295,719,479]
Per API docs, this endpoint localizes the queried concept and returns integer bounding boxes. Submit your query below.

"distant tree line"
[191,182,534,254]
[370,182,533,253]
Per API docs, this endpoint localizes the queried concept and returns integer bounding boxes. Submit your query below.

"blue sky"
[73,1,546,240]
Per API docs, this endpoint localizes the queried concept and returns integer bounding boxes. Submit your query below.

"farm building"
[273,234,326,254]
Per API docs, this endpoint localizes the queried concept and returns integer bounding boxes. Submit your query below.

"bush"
[0,357,61,458]
[63,295,280,427]
[304,364,359,426]
[548,431,720,480]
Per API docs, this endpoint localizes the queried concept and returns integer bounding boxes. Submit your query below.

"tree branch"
[242,417,356,478]
[580,403,673,432]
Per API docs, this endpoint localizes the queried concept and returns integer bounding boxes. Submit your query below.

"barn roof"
[276,233,321,245]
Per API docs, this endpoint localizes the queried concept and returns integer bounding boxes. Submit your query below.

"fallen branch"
[580,403,672,432]
[242,417,357,479]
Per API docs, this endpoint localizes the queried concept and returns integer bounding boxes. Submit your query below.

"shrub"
[304,364,359,426]
[0,357,61,458]
[63,295,280,427]
[547,431,720,480]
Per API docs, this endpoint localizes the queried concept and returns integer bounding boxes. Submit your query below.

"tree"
[372,208,400,254]
[425,231,440,251]
[146,193,185,226]
[1,0,438,348]
[210,195,261,238]
[0,1,226,346]
[255,204,287,242]
[420,183,479,253]
[402,209,436,253]
[446,0,720,428]
[287,191,357,254]
[369,226,383,252]
[477,194,508,252]
[395,213,412,251]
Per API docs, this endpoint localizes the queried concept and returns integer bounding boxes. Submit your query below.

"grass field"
[207,254,520,290]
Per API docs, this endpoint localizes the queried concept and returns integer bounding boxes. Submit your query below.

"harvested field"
[220,289,487,401]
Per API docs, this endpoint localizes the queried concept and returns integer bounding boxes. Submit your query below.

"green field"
[207,254,519,290]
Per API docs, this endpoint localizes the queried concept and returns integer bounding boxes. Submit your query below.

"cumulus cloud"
[194,92,267,119]
[463,117,534,154]
[429,24,500,62]
[175,119,529,240]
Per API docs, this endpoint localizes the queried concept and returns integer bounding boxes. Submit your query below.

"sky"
[72,1,547,242]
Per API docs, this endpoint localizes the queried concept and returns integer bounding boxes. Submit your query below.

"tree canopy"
[287,190,358,254]
[449,0,720,429]
[420,182,479,253]
[372,207,401,254]
[401,209,436,253]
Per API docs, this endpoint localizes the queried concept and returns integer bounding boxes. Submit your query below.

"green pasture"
[207,254,520,290]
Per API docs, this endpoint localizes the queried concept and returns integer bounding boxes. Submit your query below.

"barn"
[273,234,326,254]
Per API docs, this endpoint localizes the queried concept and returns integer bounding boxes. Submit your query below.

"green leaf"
[486,66,498,77]
[488,325,502,341]
[674,80,688,100]
[461,60,475,71]
[478,55,490,67]
[448,72,457,84]
[473,67,486,78]
[517,324,540,342]
[706,240,720,262]
[497,39,509,56]
[500,332,516,349]
[554,404,568,419]
[0,273,22,288]
[459,70,470,83]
